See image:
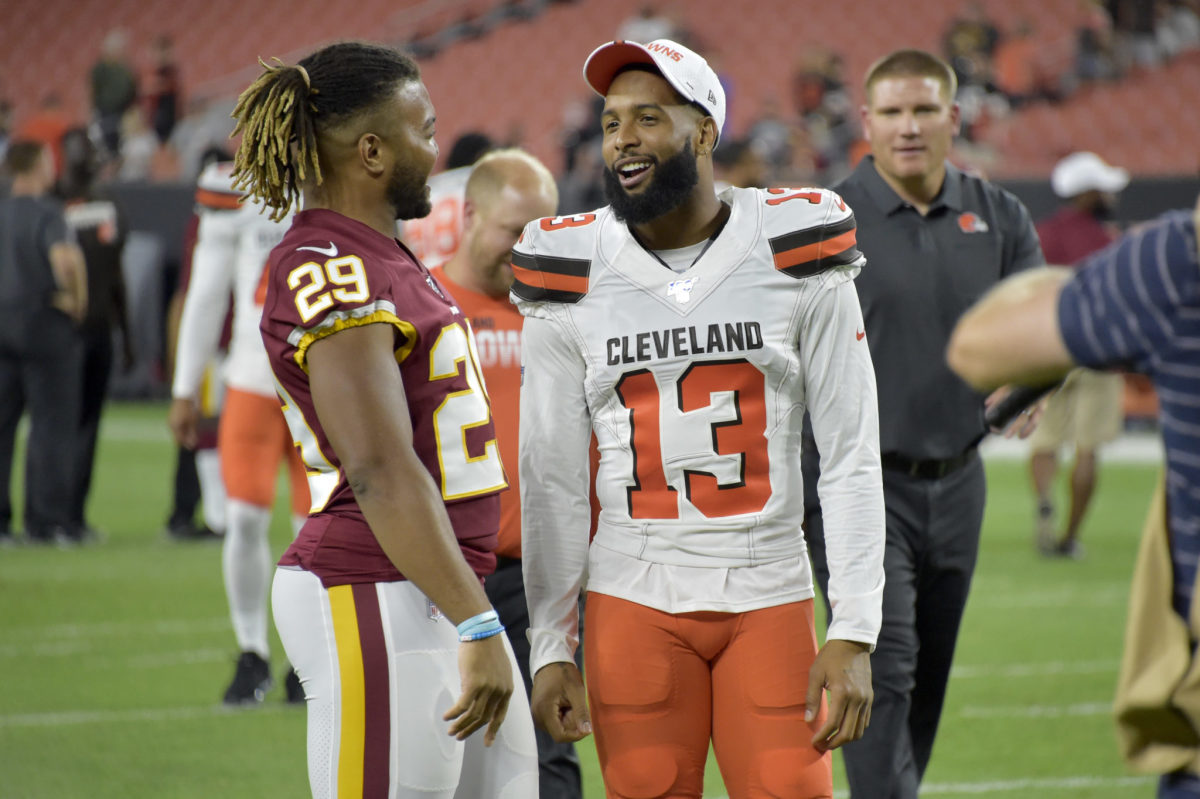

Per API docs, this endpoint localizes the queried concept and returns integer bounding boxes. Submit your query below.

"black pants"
[805,453,986,799]
[70,325,114,527]
[484,556,583,799]
[0,310,83,535]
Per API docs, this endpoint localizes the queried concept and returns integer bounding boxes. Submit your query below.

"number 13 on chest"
[614,358,772,520]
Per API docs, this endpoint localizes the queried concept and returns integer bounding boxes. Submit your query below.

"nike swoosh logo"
[297,241,338,257]
[856,329,866,341]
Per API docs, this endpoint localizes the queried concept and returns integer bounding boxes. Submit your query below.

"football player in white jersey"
[169,161,310,705]
[514,40,886,798]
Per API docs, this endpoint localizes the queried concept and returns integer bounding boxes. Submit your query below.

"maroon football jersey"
[260,208,506,586]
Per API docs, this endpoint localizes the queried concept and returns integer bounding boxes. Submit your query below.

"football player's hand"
[444,634,513,746]
[167,397,199,449]
[806,638,872,752]
[530,661,592,743]
[985,385,1050,439]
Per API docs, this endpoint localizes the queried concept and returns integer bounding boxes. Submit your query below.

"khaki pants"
[1114,477,1200,774]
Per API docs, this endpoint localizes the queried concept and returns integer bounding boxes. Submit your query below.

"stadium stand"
[4,0,1197,179]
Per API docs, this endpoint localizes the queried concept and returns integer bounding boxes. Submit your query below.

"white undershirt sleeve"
[800,268,885,647]
[518,309,594,677]
[172,210,239,400]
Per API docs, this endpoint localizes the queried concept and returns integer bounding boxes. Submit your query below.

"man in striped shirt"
[947,199,1200,798]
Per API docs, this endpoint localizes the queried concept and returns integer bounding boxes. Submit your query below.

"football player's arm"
[49,240,87,323]
[800,267,885,751]
[519,311,594,743]
[168,210,237,448]
[307,321,513,746]
[947,267,1076,392]
[46,209,87,323]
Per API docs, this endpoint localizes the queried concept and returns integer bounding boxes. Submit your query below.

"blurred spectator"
[993,20,1043,107]
[90,30,138,157]
[116,107,176,182]
[712,137,768,190]
[1029,151,1130,559]
[1157,0,1200,58]
[145,35,181,144]
[791,49,855,179]
[745,97,792,172]
[58,127,132,540]
[1110,0,1162,68]
[169,95,237,181]
[615,4,680,43]
[14,94,74,179]
[1075,2,1123,84]
[943,0,1000,90]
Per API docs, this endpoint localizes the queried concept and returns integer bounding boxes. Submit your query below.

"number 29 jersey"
[260,208,506,587]
[514,187,886,672]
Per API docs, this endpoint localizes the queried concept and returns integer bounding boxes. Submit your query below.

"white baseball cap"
[1050,151,1130,198]
[583,38,726,144]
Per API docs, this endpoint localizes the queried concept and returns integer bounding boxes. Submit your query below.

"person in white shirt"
[168,161,310,705]
[514,38,885,798]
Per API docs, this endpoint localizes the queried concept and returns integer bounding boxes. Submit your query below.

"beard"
[602,140,699,225]
[388,159,433,221]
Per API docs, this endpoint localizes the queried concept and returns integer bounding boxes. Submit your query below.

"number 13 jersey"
[514,187,885,673]
[261,209,505,587]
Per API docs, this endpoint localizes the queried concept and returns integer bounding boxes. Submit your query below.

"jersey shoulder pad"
[195,161,241,212]
[758,187,863,279]
[510,211,601,304]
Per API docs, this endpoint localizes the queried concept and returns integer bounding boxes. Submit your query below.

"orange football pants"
[218,387,309,514]
[584,593,832,799]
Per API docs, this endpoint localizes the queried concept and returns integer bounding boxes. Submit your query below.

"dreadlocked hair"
[230,42,422,221]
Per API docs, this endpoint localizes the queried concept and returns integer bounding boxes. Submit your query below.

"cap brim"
[584,41,658,96]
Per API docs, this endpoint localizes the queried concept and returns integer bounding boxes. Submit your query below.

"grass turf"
[0,401,1161,798]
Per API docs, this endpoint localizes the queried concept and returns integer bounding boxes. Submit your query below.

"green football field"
[0,401,1163,798]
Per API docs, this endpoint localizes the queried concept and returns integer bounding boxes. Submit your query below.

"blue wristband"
[456,610,501,638]
[459,625,506,643]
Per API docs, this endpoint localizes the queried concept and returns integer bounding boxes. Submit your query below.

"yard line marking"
[913,775,1154,795]
[951,659,1118,679]
[968,586,1128,609]
[960,701,1112,719]
[128,648,230,668]
[709,775,1155,799]
[0,704,292,728]
[6,617,230,641]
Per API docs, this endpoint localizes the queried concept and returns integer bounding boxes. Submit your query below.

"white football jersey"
[397,165,472,269]
[514,186,885,674]
[172,161,290,399]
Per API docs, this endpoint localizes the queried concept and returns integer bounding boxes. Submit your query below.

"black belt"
[881,450,974,480]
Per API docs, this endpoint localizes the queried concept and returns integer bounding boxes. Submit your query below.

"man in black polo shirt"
[0,140,88,544]
[802,49,1043,798]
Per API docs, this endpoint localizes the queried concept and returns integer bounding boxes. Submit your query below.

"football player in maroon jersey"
[229,42,536,798]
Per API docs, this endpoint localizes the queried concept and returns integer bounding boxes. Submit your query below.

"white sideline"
[707,775,1155,798]
[960,701,1113,719]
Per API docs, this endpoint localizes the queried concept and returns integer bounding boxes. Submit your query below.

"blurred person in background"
[1028,151,1129,559]
[712,137,768,191]
[90,30,138,157]
[168,159,309,705]
[58,127,132,540]
[399,131,494,269]
[948,197,1200,799]
[0,141,87,544]
[163,179,227,544]
[145,35,181,144]
[430,147,584,799]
